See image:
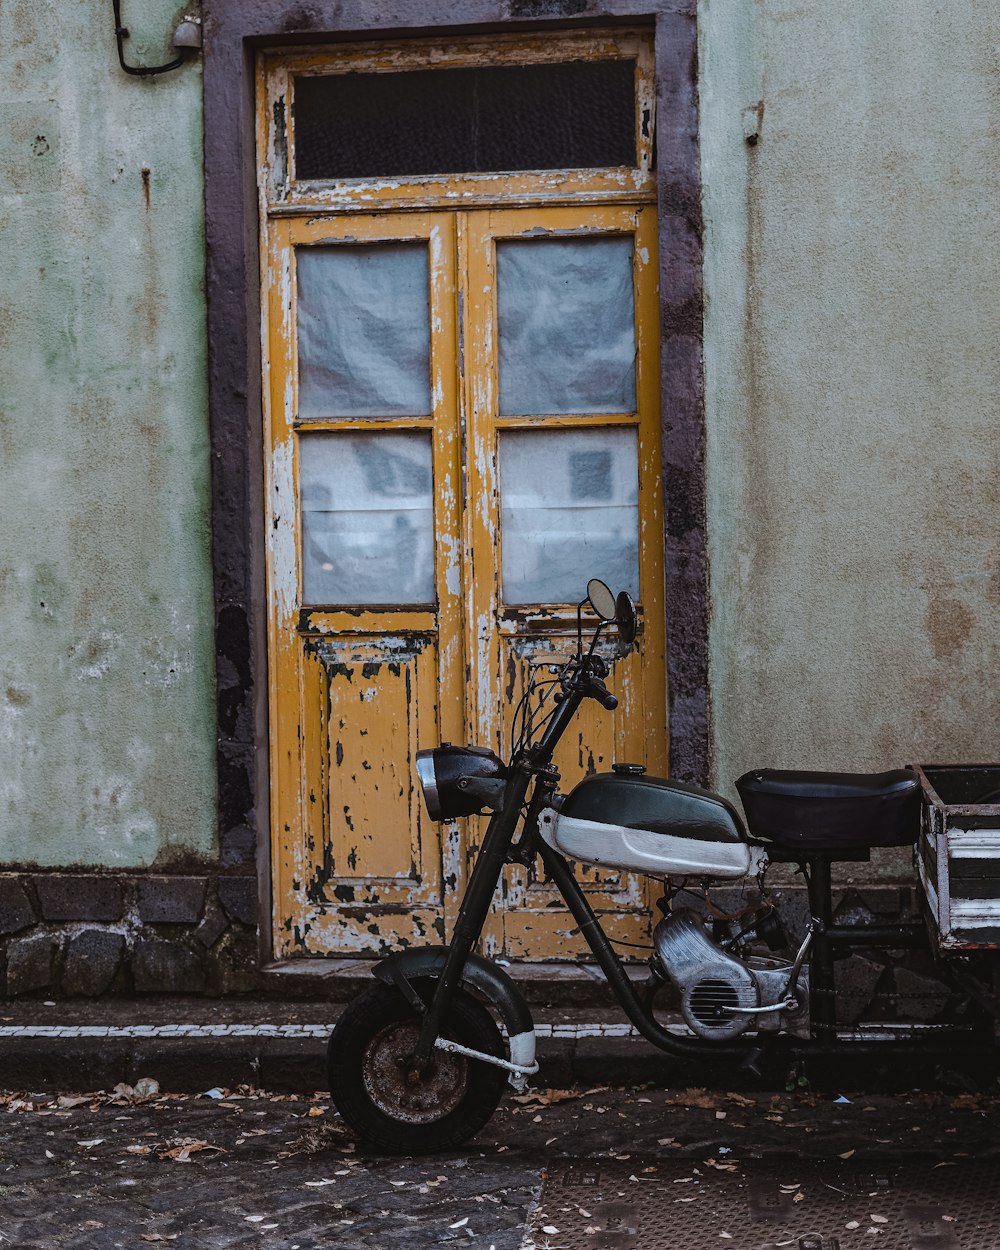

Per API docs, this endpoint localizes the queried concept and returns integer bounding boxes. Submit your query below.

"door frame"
[201,1,710,962]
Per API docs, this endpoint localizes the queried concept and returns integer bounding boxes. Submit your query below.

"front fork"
[411,768,534,1064]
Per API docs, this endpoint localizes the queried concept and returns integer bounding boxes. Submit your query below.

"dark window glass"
[293,60,637,180]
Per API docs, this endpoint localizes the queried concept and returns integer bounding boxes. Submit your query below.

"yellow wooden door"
[263,206,665,960]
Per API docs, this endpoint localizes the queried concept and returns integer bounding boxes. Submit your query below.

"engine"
[653,908,807,1041]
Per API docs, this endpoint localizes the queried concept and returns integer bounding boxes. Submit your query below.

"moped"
[328,579,999,1153]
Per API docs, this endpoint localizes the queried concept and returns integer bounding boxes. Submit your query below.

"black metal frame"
[413,773,993,1068]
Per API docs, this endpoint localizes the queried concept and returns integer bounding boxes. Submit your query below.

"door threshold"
[260,958,648,1007]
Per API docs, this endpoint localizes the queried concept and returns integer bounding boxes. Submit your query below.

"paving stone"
[895,964,952,1021]
[832,889,877,927]
[832,950,887,1024]
[0,877,36,935]
[62,929,125,997]
[137,876,208,924]
[132,937,207,994]
[194,904,230,950]
[0,1089,995,1250]
[208,929,261,995]
[6,931,59,995]
[35,874,124,922]
[216,876,258,927]
[765,885,813,943]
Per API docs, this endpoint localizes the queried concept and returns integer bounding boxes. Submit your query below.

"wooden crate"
[915,764,1000,951]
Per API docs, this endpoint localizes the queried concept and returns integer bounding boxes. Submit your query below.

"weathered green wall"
[0,0,216,867]
[701,0,1000,850]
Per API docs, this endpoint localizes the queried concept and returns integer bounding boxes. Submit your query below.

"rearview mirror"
[586,579,617,621]
[615,591,637,645]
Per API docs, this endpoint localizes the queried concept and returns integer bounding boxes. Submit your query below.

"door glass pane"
[300,431,434,605]
[294,61,636,180]
[497,235,636,416]
[500,428,639,605]
[296,244,431,418]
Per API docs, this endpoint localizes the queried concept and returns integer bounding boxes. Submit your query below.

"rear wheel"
[328,979,508,1154]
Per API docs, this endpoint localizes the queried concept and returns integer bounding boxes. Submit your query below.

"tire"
[327,979,508,1154]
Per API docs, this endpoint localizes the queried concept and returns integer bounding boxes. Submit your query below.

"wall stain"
[927,596,974,660]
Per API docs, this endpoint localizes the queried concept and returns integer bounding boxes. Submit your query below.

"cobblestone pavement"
[0,1081,997,1249]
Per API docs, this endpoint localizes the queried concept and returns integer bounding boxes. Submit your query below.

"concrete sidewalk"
[0,991,992,1098]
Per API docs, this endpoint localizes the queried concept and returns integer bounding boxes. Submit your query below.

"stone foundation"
[0,873,259,997]
[0,873,963,1022]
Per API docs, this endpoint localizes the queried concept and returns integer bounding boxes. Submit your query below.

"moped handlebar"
[583,676,618,710]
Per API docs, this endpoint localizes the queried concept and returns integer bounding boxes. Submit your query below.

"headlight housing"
[415,745,508,821]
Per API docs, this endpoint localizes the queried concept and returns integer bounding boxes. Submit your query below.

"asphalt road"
[0,1081,997,1248]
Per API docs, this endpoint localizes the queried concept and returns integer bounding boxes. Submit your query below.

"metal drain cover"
[531,1157,998,1249]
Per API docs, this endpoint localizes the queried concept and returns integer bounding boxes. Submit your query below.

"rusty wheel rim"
[361,1020,469,1124]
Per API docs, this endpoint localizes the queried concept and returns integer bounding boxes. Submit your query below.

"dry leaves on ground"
[157,1138,227,1163]
[279,1120,356,1157]
[663,1088,720,1110]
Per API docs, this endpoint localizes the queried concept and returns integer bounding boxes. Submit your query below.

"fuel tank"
[539,771,758,879]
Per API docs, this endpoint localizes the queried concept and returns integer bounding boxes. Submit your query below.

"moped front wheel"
[327,979,508,1154]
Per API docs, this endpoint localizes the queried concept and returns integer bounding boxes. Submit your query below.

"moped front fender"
[372,946,536,1084]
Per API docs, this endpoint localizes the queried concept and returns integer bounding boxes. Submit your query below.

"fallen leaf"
[307,1106,325,1118]
[449,1217,470,1229]
[510,1088,581,1107]
[140,1236,178,1243]
[870,1214,889,1224]
[664,1088,718,1110]
[158,1138,225,1163]
[838,1150,856,1159]
[77,1139,104,1148]
[303,1179,338,1188]
[125,1145,152,1156]
[540,1226,559,1235]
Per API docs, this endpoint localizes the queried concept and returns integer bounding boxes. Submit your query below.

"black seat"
[735,768,921,851]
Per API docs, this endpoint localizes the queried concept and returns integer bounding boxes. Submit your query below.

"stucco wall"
[0,0,216,867]
[702,1,1000,832]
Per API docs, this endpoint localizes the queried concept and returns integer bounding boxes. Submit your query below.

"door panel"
[264,213,463,957]
[460,205,665,957]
